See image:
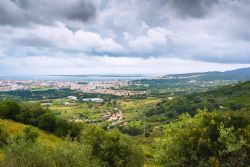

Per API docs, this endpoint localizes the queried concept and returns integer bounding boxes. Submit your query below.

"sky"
[0,0,250,75]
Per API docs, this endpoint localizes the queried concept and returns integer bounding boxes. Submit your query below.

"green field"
[36,97,161,125]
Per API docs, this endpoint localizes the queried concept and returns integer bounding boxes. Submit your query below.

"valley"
[0,68,250,166]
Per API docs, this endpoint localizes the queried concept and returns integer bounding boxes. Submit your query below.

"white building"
[68,96,78,101]
[82,98,104,103]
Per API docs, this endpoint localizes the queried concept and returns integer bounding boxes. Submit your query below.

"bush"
[119,125,144,136]
[37,113,56,132]
[1,138,99,167]
[23,126,39,142]
[80,126,144,167]
[0,100,20,120]
[1,139,51,167]
[0,125,9,146]
[16,103,45,126]
[51,140,99,167]
[155,110,250,166]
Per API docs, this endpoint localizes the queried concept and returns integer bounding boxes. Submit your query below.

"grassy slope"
[0,119,62,162]
[0,119,61,146]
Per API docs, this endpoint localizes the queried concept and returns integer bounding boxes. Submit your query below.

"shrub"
[23,126,39,142]
[0,125,9,146]
[1,139,51,167]
[1,138,99,167]
[155,110,250,166]
[0,100,20,120]
[37,113,56,132]
[80,126,144,167]
[51,140,99,167]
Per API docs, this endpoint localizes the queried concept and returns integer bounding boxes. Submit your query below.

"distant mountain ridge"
[162,67,250,81]
[224,67,250,75]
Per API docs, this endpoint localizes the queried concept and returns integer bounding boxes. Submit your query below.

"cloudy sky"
[0,0,250,75]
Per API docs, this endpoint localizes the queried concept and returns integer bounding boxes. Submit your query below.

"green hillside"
[146,81,250,121]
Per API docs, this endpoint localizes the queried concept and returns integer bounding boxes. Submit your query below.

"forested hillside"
[146,81,250,121]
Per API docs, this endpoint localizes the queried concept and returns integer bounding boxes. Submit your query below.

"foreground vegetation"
[0,126,143,167]
[0,100,144,167]
[155,110,250,166]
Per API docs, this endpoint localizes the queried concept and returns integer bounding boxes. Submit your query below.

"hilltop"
[162,67,250,81]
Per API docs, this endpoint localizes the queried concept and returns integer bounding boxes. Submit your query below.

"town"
[0,80,147,96]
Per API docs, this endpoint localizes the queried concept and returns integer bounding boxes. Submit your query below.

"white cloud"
[74,30,122,52]
[128,27,168,50]
[123,32,131,40]
[0,22,122,53]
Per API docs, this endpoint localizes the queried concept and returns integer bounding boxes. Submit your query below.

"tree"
[155,110,250,166]
[38,113,56,132]
[16,103,45,126]
[0,100,21,120]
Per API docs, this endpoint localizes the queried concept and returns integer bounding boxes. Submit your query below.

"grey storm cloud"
[136,0,218,21]
[0,0,250,66]
[169,0,218,18]
[0,0,96,26]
